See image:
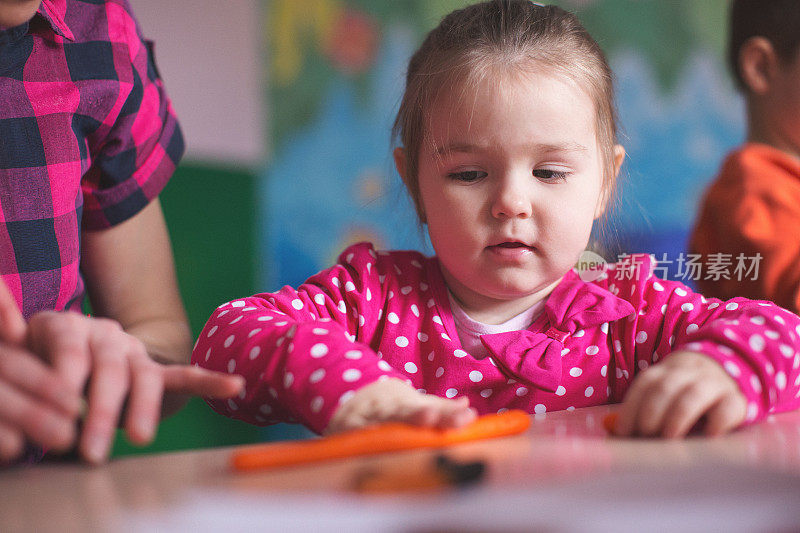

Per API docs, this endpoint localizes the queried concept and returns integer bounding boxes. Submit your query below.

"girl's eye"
[533,169,569,182]
[447,170,487,182]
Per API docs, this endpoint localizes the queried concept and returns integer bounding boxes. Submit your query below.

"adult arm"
[81,198,191,367]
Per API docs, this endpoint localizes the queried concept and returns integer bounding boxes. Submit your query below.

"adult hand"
[0,281,244,464]
[613,351,747,438]
[0,280,83,461]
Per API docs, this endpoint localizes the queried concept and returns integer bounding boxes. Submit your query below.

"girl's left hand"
[613,351,748,438]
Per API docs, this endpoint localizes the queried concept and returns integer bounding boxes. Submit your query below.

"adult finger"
[0,279,26,346]
[703,393,748,436]
[162,365,245,398]
[122,352,165,445]
[80,328,131,464]
[0,380,76,452]
[27,312,92,394]
[0,344,83,416]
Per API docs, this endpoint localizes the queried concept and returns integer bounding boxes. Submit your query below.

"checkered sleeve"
[80,0,184,229]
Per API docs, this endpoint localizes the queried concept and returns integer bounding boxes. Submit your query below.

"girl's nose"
[491,175,533,219]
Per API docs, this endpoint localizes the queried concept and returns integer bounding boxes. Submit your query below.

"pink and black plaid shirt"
[0,0,183,319]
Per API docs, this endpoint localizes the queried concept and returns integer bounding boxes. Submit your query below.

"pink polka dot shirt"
[192,242,800,434]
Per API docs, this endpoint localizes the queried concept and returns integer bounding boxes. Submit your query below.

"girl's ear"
[595,144,626,219]
[612,144,626,179]
[393,146,426,223]
[739,36,777,95]
[393,147,407,184]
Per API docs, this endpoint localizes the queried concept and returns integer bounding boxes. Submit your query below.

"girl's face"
[396,68,623,324]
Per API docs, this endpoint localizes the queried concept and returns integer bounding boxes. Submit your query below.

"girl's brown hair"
[392,0,619,220]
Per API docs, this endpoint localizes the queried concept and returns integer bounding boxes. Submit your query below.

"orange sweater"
[691,143,800,312]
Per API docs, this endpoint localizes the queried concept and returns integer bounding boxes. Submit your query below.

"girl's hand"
[614,351,747,438]
[325,378,478,435]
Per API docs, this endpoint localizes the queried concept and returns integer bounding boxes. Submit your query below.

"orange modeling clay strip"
[602,412,618,434]
[231,409,530,472]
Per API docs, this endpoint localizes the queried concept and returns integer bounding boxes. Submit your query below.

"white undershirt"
[448,292,545,359]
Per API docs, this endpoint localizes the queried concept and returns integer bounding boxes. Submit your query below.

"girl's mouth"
[487,242,535,260]
[494,242,530,248]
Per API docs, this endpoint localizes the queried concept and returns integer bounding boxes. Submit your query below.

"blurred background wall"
[115,0,743,456]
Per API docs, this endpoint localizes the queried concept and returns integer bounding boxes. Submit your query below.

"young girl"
[193,1,800,439]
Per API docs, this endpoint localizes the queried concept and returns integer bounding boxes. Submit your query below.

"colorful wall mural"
[262,0,744,290]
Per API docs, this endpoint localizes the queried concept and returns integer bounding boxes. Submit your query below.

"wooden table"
[2,405,800,532]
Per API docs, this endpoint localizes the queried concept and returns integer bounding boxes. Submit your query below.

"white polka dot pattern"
[191,244,800,434]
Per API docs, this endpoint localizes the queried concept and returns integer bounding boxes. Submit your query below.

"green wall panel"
[112,162,262,457]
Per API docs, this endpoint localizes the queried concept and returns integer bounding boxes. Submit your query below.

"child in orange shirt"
[691,0,800,311]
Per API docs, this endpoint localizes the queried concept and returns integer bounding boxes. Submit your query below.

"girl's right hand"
[325,378,478,435]
[613,350,748,438]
